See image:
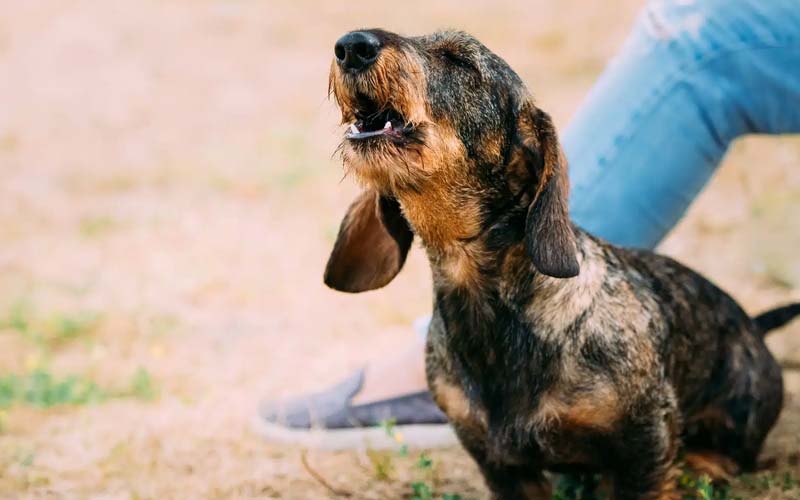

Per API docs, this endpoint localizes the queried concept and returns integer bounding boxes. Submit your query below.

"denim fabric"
[565,0,800,249]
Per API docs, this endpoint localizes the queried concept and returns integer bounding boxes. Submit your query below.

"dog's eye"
[439,49,479,73]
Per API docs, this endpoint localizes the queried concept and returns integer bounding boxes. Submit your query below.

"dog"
[323,29,800,499]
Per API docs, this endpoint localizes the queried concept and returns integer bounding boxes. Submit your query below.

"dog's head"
[326,30,578,292]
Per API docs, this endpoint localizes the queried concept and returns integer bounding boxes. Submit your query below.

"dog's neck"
[396,180,605,406]
[406,200,597,338]
[395,181,527,289]
[395,177,486,251]
[392,170,598,339]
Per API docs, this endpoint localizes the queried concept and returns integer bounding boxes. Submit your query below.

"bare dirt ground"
[0,1,799,498]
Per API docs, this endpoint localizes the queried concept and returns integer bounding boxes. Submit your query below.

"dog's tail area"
[755,303,800,335]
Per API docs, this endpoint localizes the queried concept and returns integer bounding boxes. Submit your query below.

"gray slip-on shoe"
[254,368,457,450]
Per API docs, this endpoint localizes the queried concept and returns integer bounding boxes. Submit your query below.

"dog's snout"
[334,32,381,72]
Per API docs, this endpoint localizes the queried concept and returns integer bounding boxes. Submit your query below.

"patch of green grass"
[366,448,395,481]
[411,480,434,500]
[79,215,119,238]
[553,474,603,500]
[550,471,745,500]
[0,367,158,410]
[0,302,158,416]
[683,474,731,500]
[378,419,473,500]
[782,471,800,492]
[0,301,100,349]
[0,370,106,408]
[16,449,35,468]
[738,470,800,498]
[123,367,158,401]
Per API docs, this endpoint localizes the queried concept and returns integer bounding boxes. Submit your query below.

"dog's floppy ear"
[324,190,414,292]
[517,101,579,278]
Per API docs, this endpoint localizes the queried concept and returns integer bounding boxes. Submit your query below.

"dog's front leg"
[611,401,681,500]
[452,427,551,500]
[480,464,551,500]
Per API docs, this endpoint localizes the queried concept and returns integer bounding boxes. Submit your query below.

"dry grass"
[0,0,798,498]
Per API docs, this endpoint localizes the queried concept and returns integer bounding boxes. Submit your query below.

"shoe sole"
[251,416,458,451]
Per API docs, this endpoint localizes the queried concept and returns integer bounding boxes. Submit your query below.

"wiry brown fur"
[325,29,798,500]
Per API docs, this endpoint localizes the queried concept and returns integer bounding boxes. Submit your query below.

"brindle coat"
[324,29,800,500]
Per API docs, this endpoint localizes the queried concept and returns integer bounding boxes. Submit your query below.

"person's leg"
[350,336,427,405]
[566,0,800,248]
[257,0,800,447]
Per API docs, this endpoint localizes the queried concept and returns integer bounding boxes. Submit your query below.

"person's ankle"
[351,338,428,404]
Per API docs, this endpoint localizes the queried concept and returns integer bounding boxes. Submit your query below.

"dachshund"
[324,29,800,499]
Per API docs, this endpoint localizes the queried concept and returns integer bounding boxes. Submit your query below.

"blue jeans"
[566,0,800,249]
[415,0,800,338]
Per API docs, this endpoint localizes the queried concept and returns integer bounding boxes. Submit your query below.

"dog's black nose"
[334,32,381,72]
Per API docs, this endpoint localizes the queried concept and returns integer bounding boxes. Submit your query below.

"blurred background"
[0,1,798,498]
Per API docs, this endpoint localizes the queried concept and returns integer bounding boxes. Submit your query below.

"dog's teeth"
[384,121,392,130]
[349,124,359,134]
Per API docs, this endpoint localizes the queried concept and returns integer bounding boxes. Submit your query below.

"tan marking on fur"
[532,384,621,433]
[481,128,504,164]
[684,452,739,482]
[328,60,358,122]
[363,46,428,125]
[391,124,483,248]
[652,466,683,500]
[562,390,621,431]
[431,378,487,432]
[520,478,552,500]
[596,476,614,499]
[400,175,482,248]
[340,142,424,193]
[686,406,736,430]
[615,462,681,500]
[531,393,567,430]
[505,147,535,196]
[499,244,527,275]
[438,243,490,290]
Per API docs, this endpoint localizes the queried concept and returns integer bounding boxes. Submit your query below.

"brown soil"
[0,1,799,498]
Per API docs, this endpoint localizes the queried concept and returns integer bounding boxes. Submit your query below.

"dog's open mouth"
[345,96,412,142]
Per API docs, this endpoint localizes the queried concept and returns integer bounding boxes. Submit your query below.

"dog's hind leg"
[683,451,739,482]
[684,341,784,473]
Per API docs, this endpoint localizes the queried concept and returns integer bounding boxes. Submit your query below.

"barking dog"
[324,29,800,499]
